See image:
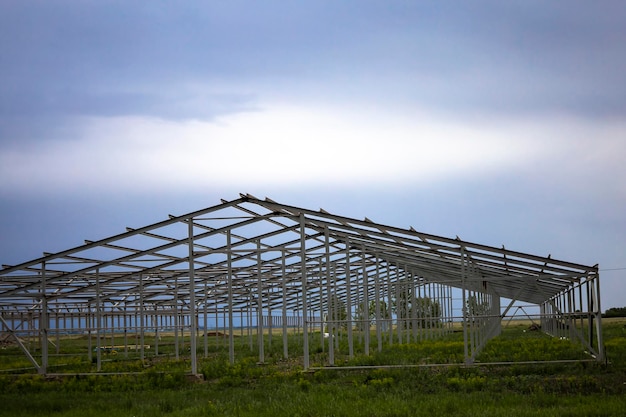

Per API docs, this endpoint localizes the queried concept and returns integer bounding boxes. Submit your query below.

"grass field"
[1,319,625,416]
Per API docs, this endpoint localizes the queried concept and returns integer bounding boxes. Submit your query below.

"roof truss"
[1,193,598,313]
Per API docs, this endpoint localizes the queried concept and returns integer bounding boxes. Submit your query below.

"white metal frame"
[0,194,604,375]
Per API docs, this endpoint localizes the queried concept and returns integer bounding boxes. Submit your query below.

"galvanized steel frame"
[0,194,604,374]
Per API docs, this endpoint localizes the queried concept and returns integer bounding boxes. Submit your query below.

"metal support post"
[410,272,417,342]
[227,230,235,364]
[326,241,335,364]
[593,273,605,361]
[375,257,382,353]
[461,248,470,365]
[40,261,48,375]
[96,268,102,371]
[204,283,208,358]
[123,304,128,357]
[154,310,159,356]
[87,311,92,362]
[139,273,145,361]
[281,250,288,359]
[300,214,310,369]
[257,239,264,364]
[188,218,198,375]
[346,244,353,358]
[387,265,393,345]
[174,276,179,360]
[362,252,369,356]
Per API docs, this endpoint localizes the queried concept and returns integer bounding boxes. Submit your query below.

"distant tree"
[392,279,441,329]
[354,301,370,331]
[377,300,391,331]
[466,295,491,317]
[413,297,441,328]
[465,295,491,325]
[353,299,390,331]
[326,295,348,331]
[603,307,626,318]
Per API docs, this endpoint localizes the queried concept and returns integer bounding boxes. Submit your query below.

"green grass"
[1,319,626,416]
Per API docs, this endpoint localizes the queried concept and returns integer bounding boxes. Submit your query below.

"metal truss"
[0,193,604,375]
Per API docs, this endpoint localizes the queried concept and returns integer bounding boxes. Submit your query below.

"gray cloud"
[1,0,625,310]
[2,0,625,138]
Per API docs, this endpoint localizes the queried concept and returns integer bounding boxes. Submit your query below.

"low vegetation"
[1,319,625,416]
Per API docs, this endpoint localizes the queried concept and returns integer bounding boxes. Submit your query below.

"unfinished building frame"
[0,194,604,375]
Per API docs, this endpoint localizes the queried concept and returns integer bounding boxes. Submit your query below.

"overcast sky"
[1,1,625,309]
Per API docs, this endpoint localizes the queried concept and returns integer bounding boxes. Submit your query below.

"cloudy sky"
[1,1,625,309]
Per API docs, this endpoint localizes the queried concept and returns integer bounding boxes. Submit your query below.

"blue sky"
[1,1,625,309]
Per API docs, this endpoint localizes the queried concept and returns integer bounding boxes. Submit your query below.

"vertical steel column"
[257,240,265,364]
[281,249,288,359]
[319,258,325,352]
[436,283,442,337]
[133,302,137,349]
[422,282,434,339]
[109,313,114,349]
[434,283,441,337]
[40,261,48,375]
[248,297,253,351]
[345,243,353,358]
[387,265,394,345]
[435,284,445,337]
[139,273,145,361]
[299,214,310,369]
[325,231,335,365]
[203,282,208,358]
[468,288,475,360]
[555,292,563,338]
[448,286,455,333]
[174,276,179,360]
[215,309,219,348]
[578,285,584,341]
[95,268,102,371]
[567,288,574,340]
[222,311,227,345]
[85,305,93,363]
[394,265,402,345]
[375,257,382,353]
[240,308,244,342]
[416,281,423,341]
[426,281,432,339]
[461,247,470,365]
[593,273,605,361]
[333,264,340,351]
[410,272,417,342]
[154,309,159,356]
[491,288,501,338]
[266,298,272,350]
[585,280,592,345]
[442,285,448,334]
[188,219,198,375]
[227,230,235,364]
[474,289,480,354]
[25,312,32,354]
[473,288,479,358]
[362,252,369,356]
[56,312,61,355]
[540,303,545,332]
[123,304,128,357]
[295,292,299,338]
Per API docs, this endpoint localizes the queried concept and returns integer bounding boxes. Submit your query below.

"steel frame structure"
[0,194,604,375]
